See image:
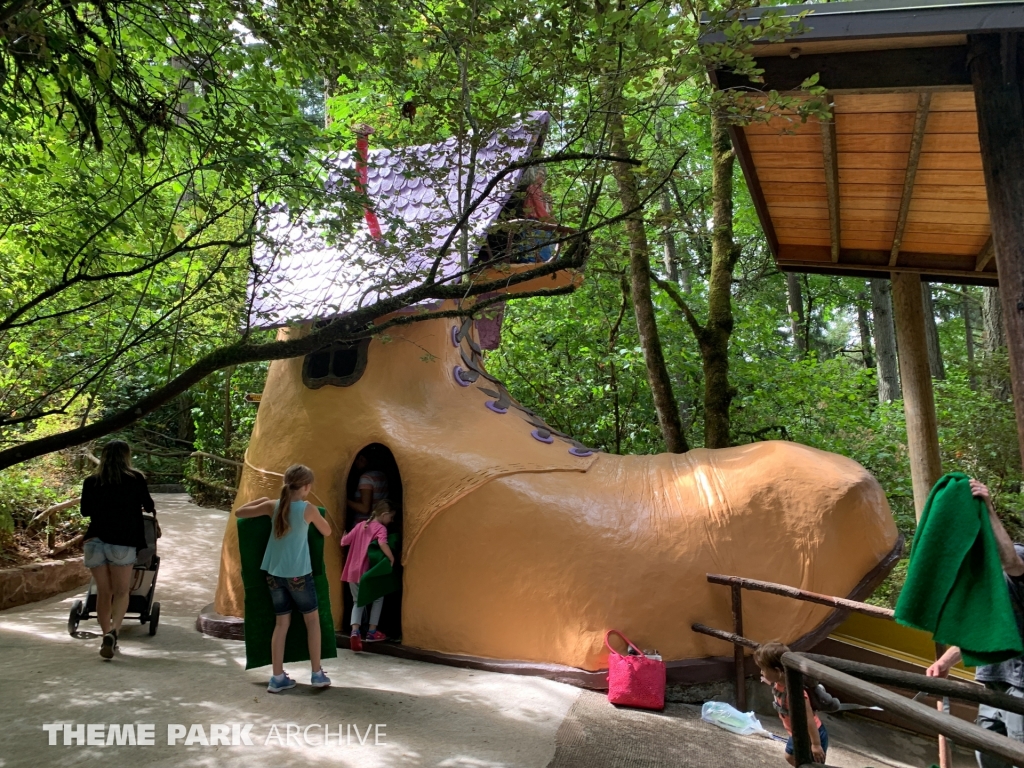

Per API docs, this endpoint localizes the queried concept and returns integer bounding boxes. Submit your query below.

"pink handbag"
[605,629,666,710]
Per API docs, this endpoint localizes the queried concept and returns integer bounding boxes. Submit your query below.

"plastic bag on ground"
[701,701,770,737]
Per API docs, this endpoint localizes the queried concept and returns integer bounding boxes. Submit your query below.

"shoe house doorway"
[342,442,404,642]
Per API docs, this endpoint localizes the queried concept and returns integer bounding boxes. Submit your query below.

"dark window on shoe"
[302,338,370,389]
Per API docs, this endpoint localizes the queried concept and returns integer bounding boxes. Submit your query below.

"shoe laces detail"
[454,322,598,456]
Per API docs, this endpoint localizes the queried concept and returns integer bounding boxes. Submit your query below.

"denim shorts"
[83,539,137,568]
[265,573,318,615]
[785,723,829,756]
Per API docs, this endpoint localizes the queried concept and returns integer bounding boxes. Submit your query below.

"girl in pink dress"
[341,500,396,651]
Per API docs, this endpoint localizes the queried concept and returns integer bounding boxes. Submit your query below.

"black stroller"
[68,510,161,636]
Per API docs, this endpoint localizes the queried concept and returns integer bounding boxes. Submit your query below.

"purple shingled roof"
[248,112,550,329]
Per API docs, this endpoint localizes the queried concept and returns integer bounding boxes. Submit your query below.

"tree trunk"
[892,272,943,518]
[857,288,874,369]
[786,272,807,357]
[983,285,1006,355]
[608,110,688,453]
[982,274,1010,400]
[667,178,692,292]
[870,279,901,402]
[177,391,195,444]
[608,277,630,456]
[963,293,978,391]
[223,365,235,456]
[702,112,740,449]
[660,189,680,284]
[921,282,945,380]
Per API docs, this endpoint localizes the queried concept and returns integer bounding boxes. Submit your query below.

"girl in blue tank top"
[235,464,332,693]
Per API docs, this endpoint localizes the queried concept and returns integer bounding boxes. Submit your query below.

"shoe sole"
[100,636,115,659]
[267,683,296,693]
[311,680,331,688]
[364,637,386,643]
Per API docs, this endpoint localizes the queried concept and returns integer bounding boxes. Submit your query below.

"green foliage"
[0,470,62,538]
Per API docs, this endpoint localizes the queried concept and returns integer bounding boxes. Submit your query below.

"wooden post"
[935,643,952,768]
[891,272,943,518]
[732,583,747,711]
[970,33,1024,474]
[785,664,813,767]
[937,699,952,768]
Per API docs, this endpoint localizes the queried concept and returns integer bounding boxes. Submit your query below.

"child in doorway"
[754,642,828,766]
[235,464,332,693]
[341,499,396,651]
[347,450,389,526]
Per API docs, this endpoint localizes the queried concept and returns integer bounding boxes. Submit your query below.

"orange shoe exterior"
[213,304,899,672]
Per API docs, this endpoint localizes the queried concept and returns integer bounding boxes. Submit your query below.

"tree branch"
[0,235,590,468]
[653,274,704,340]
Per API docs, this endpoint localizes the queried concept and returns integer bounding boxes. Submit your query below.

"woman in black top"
[81,440,155,659]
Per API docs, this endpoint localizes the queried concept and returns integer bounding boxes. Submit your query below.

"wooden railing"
[21,451,99,554]
[188,451,242,495]
[693,573,958,767]
[697,573,895,713]
[779,652,1024,767]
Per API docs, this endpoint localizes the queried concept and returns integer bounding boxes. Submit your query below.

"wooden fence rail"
[783,652,1024,768]
[706,573,896,620]
[188,451,241,494]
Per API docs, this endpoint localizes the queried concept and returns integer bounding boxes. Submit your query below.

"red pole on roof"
[352,123,382,240]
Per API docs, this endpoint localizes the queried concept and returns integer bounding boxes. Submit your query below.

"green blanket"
[357,533,401,607]
[238,508,337,670]
[895,472,1023,667]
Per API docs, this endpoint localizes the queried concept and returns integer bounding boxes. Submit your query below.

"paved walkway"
[0,494,974,767]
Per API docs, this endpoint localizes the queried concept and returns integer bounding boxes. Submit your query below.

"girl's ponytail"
[274,464,315,539]
[365,499,392,528]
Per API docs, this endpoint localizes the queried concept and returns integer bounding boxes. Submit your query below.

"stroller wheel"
[148,602,160,636]
[68,600,83,636]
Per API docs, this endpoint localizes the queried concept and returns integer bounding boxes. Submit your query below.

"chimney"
[352,123,382,240]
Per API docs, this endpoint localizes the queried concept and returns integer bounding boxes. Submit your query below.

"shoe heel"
[350,635,363,653]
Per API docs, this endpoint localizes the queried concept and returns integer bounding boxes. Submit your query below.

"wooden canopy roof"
[702,0,1024,286]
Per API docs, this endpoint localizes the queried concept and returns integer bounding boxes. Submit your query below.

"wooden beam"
[786,665,814,767]
[971,33,1024,474]
[891,271,943,518]
[714,47,971,93]
[800,654,1024,716]
[821,113,841,262]
[890,93,932,266]
[707,573,896,618]
[731,584,746,711]
[783,653,1024,767]
[777,260,998,286]
[698,3,1024,48]
[974,235,995,271]
[729,125,778,257]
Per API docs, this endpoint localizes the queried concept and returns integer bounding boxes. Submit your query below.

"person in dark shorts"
[81,440,155,659]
